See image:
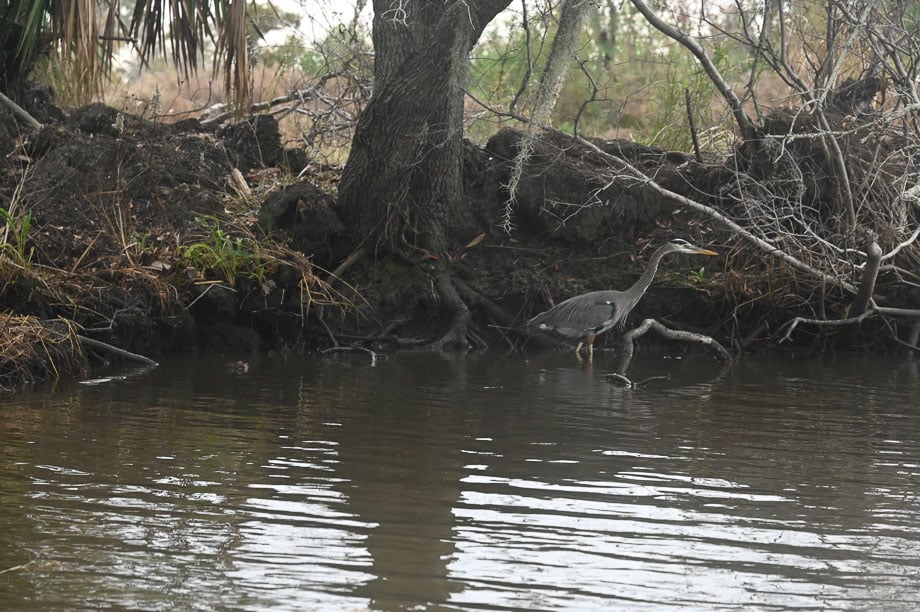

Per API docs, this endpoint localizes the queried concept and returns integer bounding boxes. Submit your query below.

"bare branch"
[557,129,860,294]
[780,307,920,344]
[629,0,757,140]
[616,318,732,375]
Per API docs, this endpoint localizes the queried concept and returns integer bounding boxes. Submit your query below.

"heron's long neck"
[625,246,670,308]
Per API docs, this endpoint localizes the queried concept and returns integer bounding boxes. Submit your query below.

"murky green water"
[2,351,920,610]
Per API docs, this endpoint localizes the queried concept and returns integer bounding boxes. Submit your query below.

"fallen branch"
[77,335,158,366]
[200,73,344,127]
[616,318,732,375]
[779,306,920,345]
[780,311,874,343]
[564,130,859,294]
[79,364,159,385]
[327,246,366,285]
[0,560,37,575]
[0,92,42,130]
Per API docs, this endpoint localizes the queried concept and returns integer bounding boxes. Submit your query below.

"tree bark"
[337,0,511,257]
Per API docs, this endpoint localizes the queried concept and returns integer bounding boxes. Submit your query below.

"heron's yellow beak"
[692,248,719,256]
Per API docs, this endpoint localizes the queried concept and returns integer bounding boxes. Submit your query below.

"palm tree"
[0,0,248,106]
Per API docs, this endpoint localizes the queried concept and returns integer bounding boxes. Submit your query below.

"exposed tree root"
[327,246,367,285]
[452,277,568,351]
[616,318,732,375]
[426,274,472,351]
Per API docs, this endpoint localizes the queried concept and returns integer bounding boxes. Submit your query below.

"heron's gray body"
[528,289,633,339]
[526,239,718,360]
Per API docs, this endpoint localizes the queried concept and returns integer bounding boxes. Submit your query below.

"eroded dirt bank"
[1,102,916,392]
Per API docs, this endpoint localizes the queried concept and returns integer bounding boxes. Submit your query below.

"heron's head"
[668,238,718,256]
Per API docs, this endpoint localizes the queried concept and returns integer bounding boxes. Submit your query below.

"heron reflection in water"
[527,238,718,361]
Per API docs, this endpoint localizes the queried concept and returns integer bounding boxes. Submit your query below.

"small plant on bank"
[178,216,266,286]
[689,267,708,283]
[129,231,155,253]
[0,205,34,266]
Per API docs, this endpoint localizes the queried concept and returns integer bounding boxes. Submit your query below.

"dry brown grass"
[0,315,87,392]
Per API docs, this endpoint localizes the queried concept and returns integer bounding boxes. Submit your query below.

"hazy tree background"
[0,1,814,154]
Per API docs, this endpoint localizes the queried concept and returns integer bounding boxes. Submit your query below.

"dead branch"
[558,128,860,294]
[327,246,366,285]
[199,74,344,127]
[0,92,42,130]
[780,312,874,343]
[77,335,158,366]
[780,306,920,345]
[873,306,920,318]
[616,318,732,375]
[630,0,757,140]
[850,241,881,317]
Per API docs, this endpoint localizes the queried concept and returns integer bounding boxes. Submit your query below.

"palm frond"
[214,0,250,109]
[1,0,249,107]
[59,0,101,102]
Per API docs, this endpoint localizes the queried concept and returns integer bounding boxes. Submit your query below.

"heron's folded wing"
[535,297,617,337]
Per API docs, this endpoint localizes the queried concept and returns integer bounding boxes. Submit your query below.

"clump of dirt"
[258,181,344,268]
[19,103,248,266]
[479,127,726,245]
[0,101,339,376]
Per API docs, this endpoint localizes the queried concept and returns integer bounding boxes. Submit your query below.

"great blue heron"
[527,238,718,360]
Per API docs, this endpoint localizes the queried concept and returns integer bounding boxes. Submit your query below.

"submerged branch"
[320,346,378,365]
[605,372,671,389]
[616,318,732,375]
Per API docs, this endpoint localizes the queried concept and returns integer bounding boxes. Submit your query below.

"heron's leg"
[575,341,584,355]
[586,334,596,363]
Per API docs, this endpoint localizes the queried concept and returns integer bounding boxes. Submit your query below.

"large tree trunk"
[337,0,511,257]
